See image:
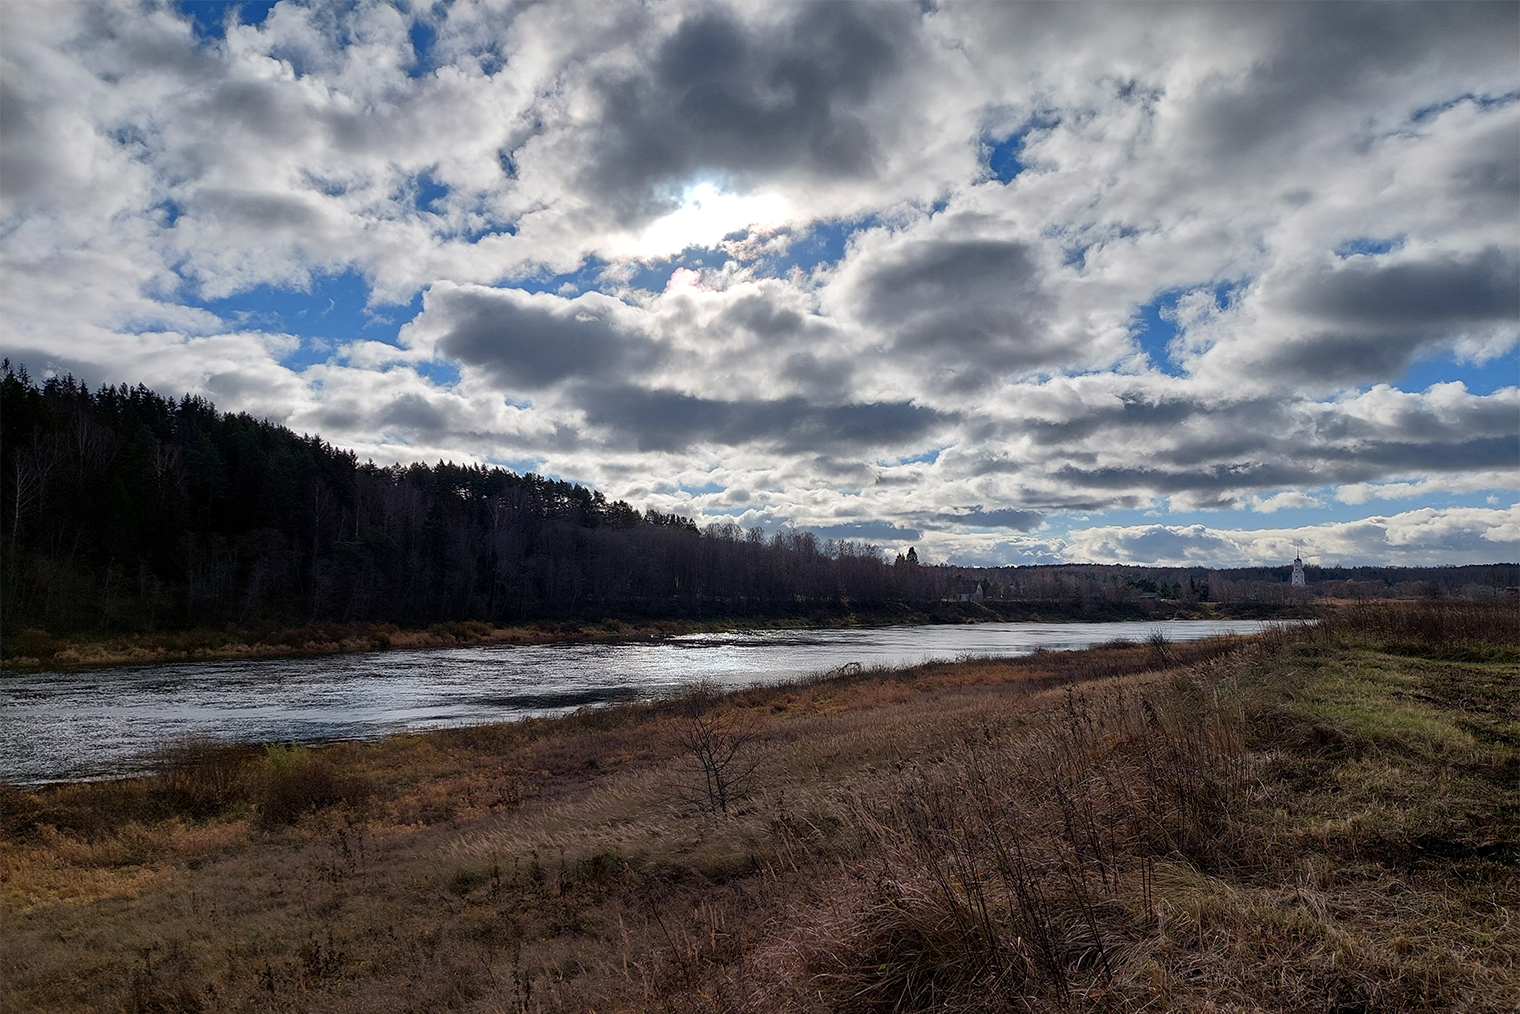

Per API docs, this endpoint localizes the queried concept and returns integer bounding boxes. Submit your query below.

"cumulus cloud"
[986,504,1520,569]
[416,284,660,390]
[575,2,920,224]
[2,0,1516,567]
[577,386,952,454]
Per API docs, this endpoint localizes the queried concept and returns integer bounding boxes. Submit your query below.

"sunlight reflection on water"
[1,619,1276,783]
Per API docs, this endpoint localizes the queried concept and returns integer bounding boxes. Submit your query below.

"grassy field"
[2,601,1515,1012]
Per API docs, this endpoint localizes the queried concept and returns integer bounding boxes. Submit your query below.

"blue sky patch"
[1131,283,1238,374]
[986,136,1027,184]
[783,219,857,274]
[1062,243,1093,269]
[1398,346,1518,395]
[484,456,544,476]
[1132,293,1182,374]
[408,18,437,78]
[893,447,942,466]
[179,0,277,39]
[411,172,450,213]
[1060,224,1140,270]
[1334,236,1401,258]
[625,247,720,292]
[514,257,612,298]
[413,360,461,387]
[983,113,1060,184]
[196,270,420,369]
[1410,88,1520,123]
[760,217,878,276]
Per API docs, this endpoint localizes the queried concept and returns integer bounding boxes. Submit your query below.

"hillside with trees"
[2,364,1513,650]
[1,364,937,643]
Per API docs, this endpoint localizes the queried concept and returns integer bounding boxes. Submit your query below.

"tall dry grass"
[3,603,1516,1012]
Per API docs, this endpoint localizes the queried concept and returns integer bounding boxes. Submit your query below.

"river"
[2,619,1275,783]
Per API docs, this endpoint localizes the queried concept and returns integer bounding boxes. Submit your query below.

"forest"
[2,363,1513,645]
[0,363,938,640]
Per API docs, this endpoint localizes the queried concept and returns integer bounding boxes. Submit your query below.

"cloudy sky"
[3,1,1517,567]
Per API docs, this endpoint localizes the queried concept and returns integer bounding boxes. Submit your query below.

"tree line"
[4,364,1511,640]
[973,562,1516,607]
[1,363,946,637]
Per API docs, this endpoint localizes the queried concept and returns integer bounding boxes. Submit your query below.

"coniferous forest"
[1,363,931,639]
[2,363,1512,646]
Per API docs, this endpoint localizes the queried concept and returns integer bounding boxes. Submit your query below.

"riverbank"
[1,598,1317,671]
[3,600,1514,1012]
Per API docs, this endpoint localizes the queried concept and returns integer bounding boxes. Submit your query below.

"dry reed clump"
[772,610,1519,1014]
[1311,598,1518,659]
[800,670,1253,1013]
[257,743,371,828]
[1,738,371,850]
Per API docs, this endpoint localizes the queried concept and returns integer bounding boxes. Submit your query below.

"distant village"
[939,559,1517,607]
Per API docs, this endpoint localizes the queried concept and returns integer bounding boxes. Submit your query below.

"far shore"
[1,598,1321,672]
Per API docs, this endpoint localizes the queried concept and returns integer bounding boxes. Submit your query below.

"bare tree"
[674,696,766,818]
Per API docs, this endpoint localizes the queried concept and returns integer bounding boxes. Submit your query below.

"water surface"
[2,619,1272,783]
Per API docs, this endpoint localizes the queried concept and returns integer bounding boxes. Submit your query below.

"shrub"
[673,687,767,817]
[258,744,364,827]
[6,628,60,659]
[151,739,260,819]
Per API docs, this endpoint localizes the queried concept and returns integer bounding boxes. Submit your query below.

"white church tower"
[1291,543,1306,587]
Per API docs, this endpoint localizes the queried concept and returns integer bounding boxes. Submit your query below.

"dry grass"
[1,617,735,670]
[2,603,1516,1012]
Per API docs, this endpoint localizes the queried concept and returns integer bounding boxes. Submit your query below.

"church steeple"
[1291,542,1306,587]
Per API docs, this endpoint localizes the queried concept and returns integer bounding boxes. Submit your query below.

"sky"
[2,0,1517,569]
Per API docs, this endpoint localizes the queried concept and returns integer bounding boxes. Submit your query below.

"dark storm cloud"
[1293,246,1518,330]
[578,385,951,453]
[377,393,450,435]
[719,294,856,395]
[850,237,1067,384]
[194,189,321,229]
[1186,2,1517,161]
[431,288,659,390]
[723,294,805,338]
[1088,527,1239,562]
[1053,462,1321,495]
[1252,246,1520,382]
[0,86,51,206]
[1310,391,1520,445]
[1021,395,1228,445]
[1450,110,1520,204]
[198,79,306,143]
[779,351,855,399]
[811,520,923,542]
[929,508,1045,531]
[580,2,916,221]
[1052,425,1518,494]
[1316,435,1519,472]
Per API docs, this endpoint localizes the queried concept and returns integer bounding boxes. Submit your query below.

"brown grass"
[2,603,1516,1012]
[1,617,777,671]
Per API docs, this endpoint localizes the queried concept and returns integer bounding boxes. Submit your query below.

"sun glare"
[628,182,789,257]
